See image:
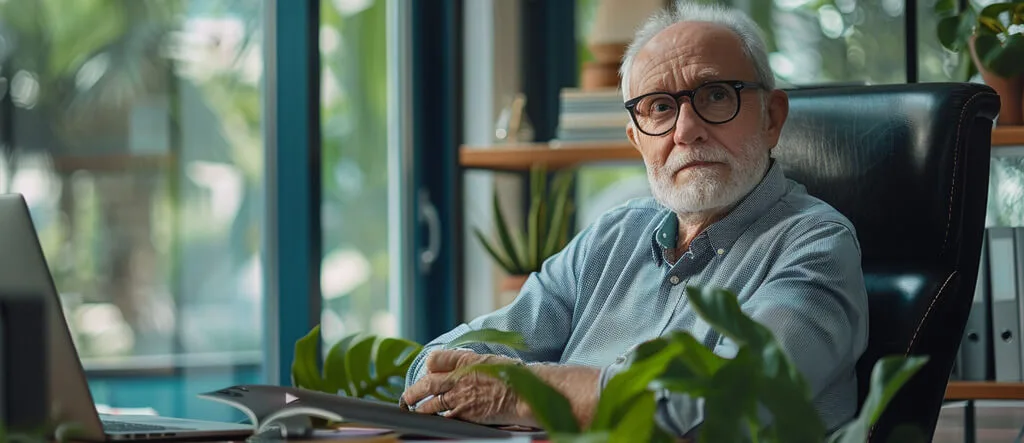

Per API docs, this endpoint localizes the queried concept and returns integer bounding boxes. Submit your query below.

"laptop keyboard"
[102,421,188,432]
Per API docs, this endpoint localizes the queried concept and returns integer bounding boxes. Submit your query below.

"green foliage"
[474,165,577,275]
[936,0,1024,78]
[465,364,582,435]
[291,326,527,403]
[0,426,47,443]
[466,287,928,443]
[826,356,929,443]
[0,420,86,443]
[444,329,528,351]
[291,325,420,402]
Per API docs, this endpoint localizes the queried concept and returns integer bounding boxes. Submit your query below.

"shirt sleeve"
[602,220,869,438]
[404,223,596,390]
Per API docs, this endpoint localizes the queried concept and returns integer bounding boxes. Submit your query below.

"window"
[753,0,907,86]
[319,0,399,344]
[0,0,264,419]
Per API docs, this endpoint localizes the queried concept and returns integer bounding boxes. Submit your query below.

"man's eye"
[705,88,730,102]
[653,103,673,113]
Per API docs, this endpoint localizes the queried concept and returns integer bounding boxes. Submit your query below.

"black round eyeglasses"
[623,81,766,136]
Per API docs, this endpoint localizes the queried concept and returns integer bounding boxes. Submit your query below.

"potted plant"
[473,164,576,306]
[465,286,928,443]
[937,0,1024,125]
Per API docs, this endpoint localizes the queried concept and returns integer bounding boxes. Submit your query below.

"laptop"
[0,194,253,441]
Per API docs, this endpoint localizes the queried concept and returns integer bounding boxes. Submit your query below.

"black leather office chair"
[772,83,1000,442]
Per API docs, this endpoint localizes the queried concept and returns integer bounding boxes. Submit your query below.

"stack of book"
[554,88,630,143]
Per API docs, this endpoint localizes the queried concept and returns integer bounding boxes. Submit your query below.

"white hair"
[619,1,775,101]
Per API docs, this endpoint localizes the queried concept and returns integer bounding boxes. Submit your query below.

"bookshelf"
[460,125,1024,170]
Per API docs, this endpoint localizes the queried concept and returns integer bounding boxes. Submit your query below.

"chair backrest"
[772,82,1000,441]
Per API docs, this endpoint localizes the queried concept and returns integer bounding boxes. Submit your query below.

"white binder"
[960,230,992,380]
[989,227,1020,381]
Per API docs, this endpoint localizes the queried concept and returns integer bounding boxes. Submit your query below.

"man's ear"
[763,89,789,147]
[626,124,640,150]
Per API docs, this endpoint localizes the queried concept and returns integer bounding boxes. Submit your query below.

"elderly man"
[401,1,868,438]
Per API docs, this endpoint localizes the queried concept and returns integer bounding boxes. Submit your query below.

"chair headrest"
[773,83,999,266]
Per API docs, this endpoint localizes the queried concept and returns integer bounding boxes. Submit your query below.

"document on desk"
[197,384,518,440]
[254,427,397,442]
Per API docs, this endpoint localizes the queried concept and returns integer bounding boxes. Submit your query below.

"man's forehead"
[629,22,749,93]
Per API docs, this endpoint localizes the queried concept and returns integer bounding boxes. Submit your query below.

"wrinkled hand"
[400,349,532,426]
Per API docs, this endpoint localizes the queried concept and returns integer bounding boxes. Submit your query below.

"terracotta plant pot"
[496,274,530,308]
[970,37,1024,126]
[581,42,628,90]
[581,61,621,90]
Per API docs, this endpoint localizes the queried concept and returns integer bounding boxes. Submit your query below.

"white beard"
[646,139,769,215]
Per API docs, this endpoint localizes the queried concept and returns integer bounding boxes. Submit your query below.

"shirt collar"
[650,159,788,266]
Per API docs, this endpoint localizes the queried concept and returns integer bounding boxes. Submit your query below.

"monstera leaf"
[292,326,420,402]
[326,334,421,401]
[291,326,528,403]
[291,325,327,391]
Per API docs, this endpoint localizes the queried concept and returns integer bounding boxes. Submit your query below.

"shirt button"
[716,248,725,255]
[669,276,680,285]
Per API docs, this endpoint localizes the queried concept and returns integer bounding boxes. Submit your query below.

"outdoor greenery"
[465,287,927,443]
[318,0,395,340]
[0,0,395,360]
[474,165,577,276]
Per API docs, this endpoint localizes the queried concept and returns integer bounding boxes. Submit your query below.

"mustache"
[662,145,732,171]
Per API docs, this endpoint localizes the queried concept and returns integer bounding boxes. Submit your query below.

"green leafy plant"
[0,419,85,443]
[290,325,527,403]
[467,287,928,443]
[474,164,577,275]
[936,0,1024,79]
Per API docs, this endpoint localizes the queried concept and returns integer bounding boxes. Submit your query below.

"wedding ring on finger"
[438,392,451,411]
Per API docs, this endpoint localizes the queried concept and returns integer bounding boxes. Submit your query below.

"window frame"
[263,0,322,386]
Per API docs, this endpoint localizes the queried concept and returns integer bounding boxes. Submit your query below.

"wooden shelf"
[460,141,639,171]
[460,126,1024,170]
[945,381,1024,400]
[993,125,1024,147]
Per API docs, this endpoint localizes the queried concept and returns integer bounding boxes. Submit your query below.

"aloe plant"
[474,164,576,275]
[466,287,928,443]
[936,0,1024,79]
[290,325,527,403]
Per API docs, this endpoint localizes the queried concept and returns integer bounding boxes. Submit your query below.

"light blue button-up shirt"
[406,160,869,437]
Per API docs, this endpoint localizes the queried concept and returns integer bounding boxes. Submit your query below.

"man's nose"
[672,101,708,146]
